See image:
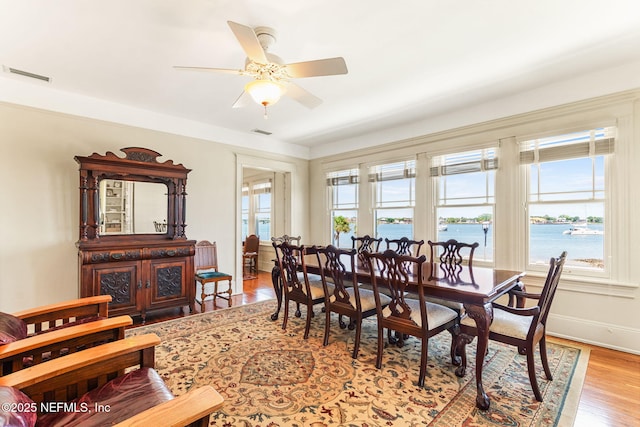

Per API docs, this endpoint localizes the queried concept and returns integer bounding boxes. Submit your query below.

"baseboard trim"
[547,313,640,355]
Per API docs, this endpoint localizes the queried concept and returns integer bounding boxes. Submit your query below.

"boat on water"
[563,223,603,235]
[438,222,448,231]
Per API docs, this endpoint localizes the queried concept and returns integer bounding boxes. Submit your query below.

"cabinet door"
[88,261,142,316]
[146,257,189,311]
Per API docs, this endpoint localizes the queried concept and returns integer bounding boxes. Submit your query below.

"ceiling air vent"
[4,66,51,82]
[252,129,272,136]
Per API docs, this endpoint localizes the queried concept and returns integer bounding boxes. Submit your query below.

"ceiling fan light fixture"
[245,79,285,107]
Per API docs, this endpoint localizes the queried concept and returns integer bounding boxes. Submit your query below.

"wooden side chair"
[271,234,301,245]
[242,234,260,276]
[424,239,480,311]
[351,235,382,264]
[315,245,391,359]
[428,238,479,268]
[384,237,425,256]
[194,240,232,309]
[351,235,382,254]
[455,251,568,402]
[273,242,326,339]
[363,250,459,387]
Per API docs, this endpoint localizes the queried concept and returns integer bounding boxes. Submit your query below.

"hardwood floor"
[133,271,640,426]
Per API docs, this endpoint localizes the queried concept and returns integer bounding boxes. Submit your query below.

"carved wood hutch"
[75,147,195,322]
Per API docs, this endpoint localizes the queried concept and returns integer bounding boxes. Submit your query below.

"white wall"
[308,90,640,354]
[0,102,308,312]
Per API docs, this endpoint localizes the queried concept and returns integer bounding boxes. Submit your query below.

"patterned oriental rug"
[127,300,589,427]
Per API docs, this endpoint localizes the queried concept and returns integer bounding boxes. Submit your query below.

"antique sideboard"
[75,147,195,322]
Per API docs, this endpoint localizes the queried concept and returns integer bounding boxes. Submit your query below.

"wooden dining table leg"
[465,302,493,410]
[270,263,283,320]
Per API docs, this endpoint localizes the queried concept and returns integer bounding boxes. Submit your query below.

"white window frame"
[519,126,615,278]
[369,160,416,241]
[327,168,359,247]
[432,148,498,264]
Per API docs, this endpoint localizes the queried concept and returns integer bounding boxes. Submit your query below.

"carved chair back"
[428,239,479,267]
[384,237,425,256]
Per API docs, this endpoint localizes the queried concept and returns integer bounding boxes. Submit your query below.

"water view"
[335,222,604,267]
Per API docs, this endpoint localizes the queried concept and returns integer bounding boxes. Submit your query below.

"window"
[242,179,272,241]
[521,127,614,272]
[432,148,497,262]
[253,181,272,240]
[370,160,415,241]
[241,184,249,240]
[327,169,358,247]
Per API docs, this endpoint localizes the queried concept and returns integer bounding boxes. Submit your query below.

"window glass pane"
[334,183,358,209]
[436,206,493,262]
[375,208,413,241]
[376,179,414,207]
[255,212,270,240]
[528,202,604,270]
[536,158,595,199]
[332,209,357,248]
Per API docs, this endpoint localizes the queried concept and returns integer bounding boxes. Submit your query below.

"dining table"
[270,252,525,410]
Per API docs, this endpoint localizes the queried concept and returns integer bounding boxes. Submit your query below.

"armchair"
[1,295,132,375]
[456,251,567,402]
[0,334,224,426]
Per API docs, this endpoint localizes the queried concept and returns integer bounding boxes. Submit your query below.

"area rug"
[127,300,589,426]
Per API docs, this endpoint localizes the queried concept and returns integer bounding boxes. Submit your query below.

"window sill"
[522,270,638,299]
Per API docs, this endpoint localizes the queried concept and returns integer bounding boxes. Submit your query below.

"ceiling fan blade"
[285,57,348,78]
[285,82,323,109]
[173,66,241,75]
[227,21,268,64]
[232,91,252,109]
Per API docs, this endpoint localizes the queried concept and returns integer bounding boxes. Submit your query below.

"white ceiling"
[2,0,640,159]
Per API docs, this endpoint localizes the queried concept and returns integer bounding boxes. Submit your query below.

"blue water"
[337,223,603,264]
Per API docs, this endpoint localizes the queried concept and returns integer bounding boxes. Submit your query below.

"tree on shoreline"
[333,215,351,247]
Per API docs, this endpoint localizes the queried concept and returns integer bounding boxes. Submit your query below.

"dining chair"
[194,240,233,309]
[273,242,327,339]
[384,237,425,256]
[351,235,382,254]
[456,251,567,402]
[242,234,260,276]
[271,235,301,245]
[363,250,459,387]
[428,239,479,268]
[315,245,391,359]
[424,239,480,312]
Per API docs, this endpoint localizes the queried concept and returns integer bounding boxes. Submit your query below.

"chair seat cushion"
[424,296,464,313]
[197,271,231,280]
[330,288,391,312]
[383,299,457,330]
[36,367,174,427]
[0,386,37,427]
[0,312,27,344]
[461,307,534,340]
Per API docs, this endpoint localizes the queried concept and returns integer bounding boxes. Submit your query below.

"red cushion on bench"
[36,367,173,427]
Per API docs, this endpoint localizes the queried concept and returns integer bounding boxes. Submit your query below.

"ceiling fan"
[174,21,348,116]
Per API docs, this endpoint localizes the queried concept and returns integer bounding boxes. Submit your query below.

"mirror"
[99,179,168,235]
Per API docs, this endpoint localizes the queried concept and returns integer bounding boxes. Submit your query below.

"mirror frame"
[74,147,191,242]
